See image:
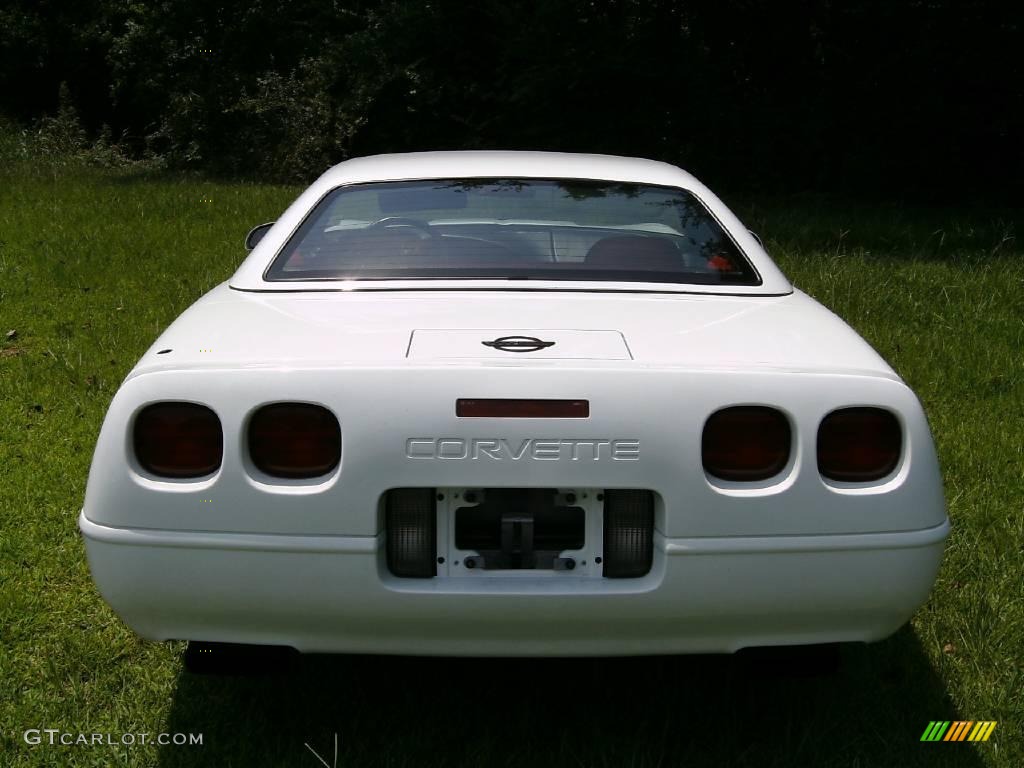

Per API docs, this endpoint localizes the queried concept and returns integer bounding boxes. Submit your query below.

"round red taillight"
[817,407,901,482]
[134,402,222,478]
[702,406,791,481]
[248,403,341,479]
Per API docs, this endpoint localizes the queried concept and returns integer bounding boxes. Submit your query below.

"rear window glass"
[265,179,759,285]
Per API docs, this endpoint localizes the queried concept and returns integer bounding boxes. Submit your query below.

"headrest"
[584,236,680,270]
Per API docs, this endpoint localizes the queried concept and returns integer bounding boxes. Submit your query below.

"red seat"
[584,236,681,270]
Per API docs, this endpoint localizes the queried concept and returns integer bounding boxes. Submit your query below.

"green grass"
[1,163,1021,767]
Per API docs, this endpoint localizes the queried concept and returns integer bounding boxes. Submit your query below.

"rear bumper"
[80,511,949,656]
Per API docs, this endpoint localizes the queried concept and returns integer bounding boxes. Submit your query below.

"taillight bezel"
[817,406,903,483]
[247,402,342,480]
[701,405,793,483]
[132,401,223,479]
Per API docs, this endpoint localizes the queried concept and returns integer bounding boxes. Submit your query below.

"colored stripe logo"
[921,721,997,742]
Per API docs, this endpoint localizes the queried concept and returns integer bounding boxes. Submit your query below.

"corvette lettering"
[405,438,640,461]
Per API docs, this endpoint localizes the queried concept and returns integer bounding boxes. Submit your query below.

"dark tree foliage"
[0,0,1020,196]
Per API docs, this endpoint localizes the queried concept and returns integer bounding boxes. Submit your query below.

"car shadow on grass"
[157,626,986,768]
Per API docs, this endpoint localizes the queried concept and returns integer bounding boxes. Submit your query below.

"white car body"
[80,151,948,656]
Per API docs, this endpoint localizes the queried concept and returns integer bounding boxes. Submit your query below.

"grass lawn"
[0,162,1021,767]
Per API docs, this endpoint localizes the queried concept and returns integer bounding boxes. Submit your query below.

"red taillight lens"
[702,406,791,481]
[817,407,901,482]
[134,402,222,478]
[248,403,341,479]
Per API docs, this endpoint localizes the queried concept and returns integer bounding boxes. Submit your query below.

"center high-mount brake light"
[134,402,222,478]
[248,403,341,479]
[702,406,791,481]
[456,399,590,418]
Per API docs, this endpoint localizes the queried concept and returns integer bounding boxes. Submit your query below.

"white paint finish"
[80,153,949,654]
[407,329,632,360]
[228,151,792,294]
[129,285,893,378]
[81,513,946,655]
[80,513,949,556]
[83,363,944,538]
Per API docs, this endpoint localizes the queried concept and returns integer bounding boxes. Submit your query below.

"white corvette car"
[80,151,948,661]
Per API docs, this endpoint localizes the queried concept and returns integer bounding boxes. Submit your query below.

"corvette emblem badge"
[482,335,556,353]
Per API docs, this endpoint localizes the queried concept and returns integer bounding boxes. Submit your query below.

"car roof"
[229,151,793,295]
[314,151,700,188]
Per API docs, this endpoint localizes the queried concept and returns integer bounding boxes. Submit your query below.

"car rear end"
[80,336,947,655]
[80,152,948,656]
